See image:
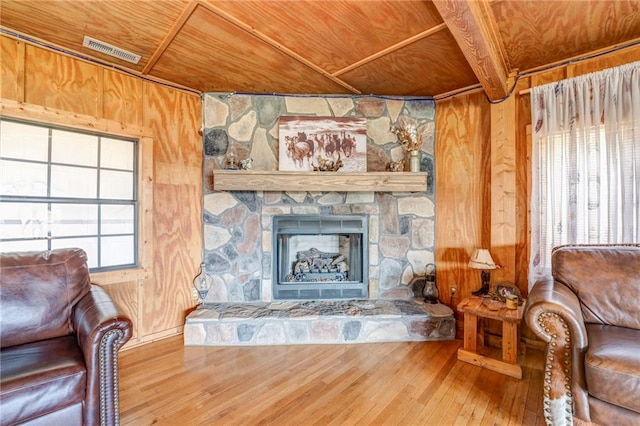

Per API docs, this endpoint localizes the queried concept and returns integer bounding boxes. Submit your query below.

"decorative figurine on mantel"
[239,157,253,170]
[224,152,238,170]
[387,158,405,172]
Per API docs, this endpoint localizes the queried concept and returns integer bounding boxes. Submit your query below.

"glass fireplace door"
[272,215,368,300]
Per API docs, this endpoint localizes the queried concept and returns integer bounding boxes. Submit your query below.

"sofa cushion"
[585,324,640,414]
[0,335,86,424]
[552,245,640,330]
[0,248,90,348]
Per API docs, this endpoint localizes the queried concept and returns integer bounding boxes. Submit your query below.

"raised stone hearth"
[184,299,455,346]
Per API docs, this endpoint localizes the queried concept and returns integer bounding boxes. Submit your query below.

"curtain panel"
[529,62,640,286]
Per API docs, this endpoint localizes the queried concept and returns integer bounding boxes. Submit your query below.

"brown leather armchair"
[524,244,640,426]
[1,248,133,426]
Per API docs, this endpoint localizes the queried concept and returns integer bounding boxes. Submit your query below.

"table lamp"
[468,248,499,296]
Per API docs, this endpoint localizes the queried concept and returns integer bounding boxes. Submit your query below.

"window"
[534,125,638,271]
[0,118,138,271]
[529,62,640,285]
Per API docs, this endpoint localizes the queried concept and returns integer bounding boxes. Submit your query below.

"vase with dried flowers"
[390,117,423,172]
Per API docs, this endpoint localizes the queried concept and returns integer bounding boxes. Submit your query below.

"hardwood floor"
[118,336,546,425]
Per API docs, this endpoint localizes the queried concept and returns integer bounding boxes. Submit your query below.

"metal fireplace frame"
[272,214,369,300]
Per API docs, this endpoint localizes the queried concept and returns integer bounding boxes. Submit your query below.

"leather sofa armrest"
[72,284,133,426]
[525,278,591,424]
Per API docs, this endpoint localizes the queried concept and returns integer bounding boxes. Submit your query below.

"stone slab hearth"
[184,299,455,346]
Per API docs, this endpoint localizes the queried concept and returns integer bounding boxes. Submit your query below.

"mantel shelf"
[212,170,428,192]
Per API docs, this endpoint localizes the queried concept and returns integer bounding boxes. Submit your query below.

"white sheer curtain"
[529,61,640,286]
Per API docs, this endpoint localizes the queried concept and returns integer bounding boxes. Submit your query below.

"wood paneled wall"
[435,90,490,308]
[435,44,640,337]
[0,35,203,348]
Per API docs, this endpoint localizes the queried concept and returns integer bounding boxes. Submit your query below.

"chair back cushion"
[552,244,640,330]
[0,248,91,348]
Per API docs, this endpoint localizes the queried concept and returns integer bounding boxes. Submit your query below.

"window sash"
[0,118,138,272]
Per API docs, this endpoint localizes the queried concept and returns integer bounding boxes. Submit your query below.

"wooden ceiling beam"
[433,0,510,101]
[142,1,199,75]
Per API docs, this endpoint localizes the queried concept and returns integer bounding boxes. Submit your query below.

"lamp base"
[471,282,490,296]
[472,270,491,296]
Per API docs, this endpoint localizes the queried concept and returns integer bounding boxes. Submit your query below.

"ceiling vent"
[82,36,141,64]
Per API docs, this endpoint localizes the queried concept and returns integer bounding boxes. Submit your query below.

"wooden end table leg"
[478,316,485,348]
[463,312,477,352]
[502,320,518,363]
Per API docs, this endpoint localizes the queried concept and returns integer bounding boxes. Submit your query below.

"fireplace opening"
[272,215,368,300]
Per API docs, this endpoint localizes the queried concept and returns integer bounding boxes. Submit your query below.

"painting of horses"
[278,116,367,172]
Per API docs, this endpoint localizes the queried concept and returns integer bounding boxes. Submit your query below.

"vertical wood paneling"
[567,45,640,79]
[96,67,104,119]
[138,135,155,278]
[435,91,490,306]
[103,69,144,126]
[490,96,517,283]
[100,281,139,340]
[24,45,99,116]
[142,82,202,336]
[143,82,203,166]
[143,183,201,334]
[530,68,567,88]
[0,37,24,101]
[515,78,532,291]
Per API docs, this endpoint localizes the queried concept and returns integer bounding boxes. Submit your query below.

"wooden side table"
[457,296,524,379]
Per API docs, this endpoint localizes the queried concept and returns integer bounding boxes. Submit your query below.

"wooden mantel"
[212,170,428,192]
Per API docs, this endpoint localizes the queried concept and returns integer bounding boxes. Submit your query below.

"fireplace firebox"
[272,215,368,300]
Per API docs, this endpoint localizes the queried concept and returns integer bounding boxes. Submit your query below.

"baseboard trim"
[121,326,184,350]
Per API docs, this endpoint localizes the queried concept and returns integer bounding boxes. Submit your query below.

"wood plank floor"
[118,336,546,425]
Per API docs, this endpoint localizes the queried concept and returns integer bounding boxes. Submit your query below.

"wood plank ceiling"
[1,0,640,101]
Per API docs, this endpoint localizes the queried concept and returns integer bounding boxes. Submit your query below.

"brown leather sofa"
[0,248,132,426]
[525,244,640,426]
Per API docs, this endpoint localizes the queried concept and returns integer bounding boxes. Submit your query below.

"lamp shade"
[468,248,499,270]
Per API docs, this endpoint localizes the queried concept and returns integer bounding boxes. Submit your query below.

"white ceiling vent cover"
[82,36,141,64]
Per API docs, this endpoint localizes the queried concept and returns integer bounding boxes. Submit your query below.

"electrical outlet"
[450,286,457,297]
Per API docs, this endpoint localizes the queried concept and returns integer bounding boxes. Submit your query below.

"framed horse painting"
[278,116,367,172]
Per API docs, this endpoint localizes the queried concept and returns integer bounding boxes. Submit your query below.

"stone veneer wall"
[201,94,435,303]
